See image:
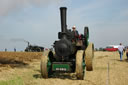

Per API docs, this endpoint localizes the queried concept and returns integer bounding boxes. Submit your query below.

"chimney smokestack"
[60,7,67,33]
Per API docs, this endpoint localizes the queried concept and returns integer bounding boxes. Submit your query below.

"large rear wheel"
[84,26,89,39]
[84,27,89,46]
[85,43,94,71]
[76,50,85,80]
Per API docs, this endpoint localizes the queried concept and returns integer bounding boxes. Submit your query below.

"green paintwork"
[83,60,86,71]
[84,35,89,47]
[47,58,51,72]
[86,33,89,46]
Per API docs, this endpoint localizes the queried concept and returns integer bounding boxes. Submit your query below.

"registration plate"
[52,63,70,71]
[55,68,67,71]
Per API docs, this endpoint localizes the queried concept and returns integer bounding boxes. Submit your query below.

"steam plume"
[10,38,29,43]
[0,0,61,16]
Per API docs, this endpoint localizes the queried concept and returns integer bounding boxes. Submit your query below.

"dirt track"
[0,51,128,85]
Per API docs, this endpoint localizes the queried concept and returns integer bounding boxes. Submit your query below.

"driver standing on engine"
[72,26,79,42]
[72,26,79,37]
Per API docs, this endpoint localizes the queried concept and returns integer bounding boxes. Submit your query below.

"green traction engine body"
[40,7,94,80]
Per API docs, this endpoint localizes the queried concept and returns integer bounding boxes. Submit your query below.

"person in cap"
[71,26,79,43]
[72,26,79,37]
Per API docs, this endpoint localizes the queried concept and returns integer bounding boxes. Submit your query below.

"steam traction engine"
[24,42,44,52]
[40,7,94,80]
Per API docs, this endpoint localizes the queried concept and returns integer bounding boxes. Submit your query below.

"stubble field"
[0,51,128,85]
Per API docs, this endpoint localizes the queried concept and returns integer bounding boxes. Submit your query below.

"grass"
[0,51,128,85]
[0,77,24,85]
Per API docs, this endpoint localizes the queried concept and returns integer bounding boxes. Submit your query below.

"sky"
[0,0,128,51]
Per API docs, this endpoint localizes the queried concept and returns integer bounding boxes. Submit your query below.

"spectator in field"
[14,48,16,52]
[118,43,125,61]
[126,47,128,60]
[5,48,7,52]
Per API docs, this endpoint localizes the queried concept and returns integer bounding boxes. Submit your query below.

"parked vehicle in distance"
[104,45,119,51]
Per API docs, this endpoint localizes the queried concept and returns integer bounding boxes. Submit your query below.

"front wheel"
[76,50,85,80]
[40,51,51,78]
